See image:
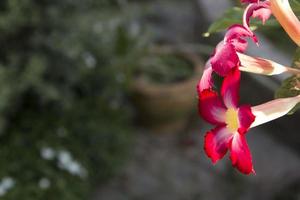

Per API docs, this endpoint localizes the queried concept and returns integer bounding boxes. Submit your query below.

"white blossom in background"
[40,147,55,160]
[129,22,140,37]
[40,147,88,179]
[82,52,97,68]
[68,162,87,178]
[0,187,5,196]
[38,178,51,189]
[0,177,15,197]
[57,150,88,178]
[58,150,72,166]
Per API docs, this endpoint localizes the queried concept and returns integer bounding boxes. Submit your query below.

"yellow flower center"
[225,108,239,132]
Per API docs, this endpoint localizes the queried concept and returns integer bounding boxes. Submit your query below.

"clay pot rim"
[130,47,204,92]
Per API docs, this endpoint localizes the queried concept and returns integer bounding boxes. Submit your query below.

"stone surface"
[94,123,300,200]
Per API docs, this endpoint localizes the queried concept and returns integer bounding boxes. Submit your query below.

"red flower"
[197,60,213,93]
[243,1,272,31]
[210,25,256,77]
[199,69,256,174]
[198,0,300,175]
[241,0,259,3]
[199,68,300,174]
[198,25,257,93]
[198,1,272,93]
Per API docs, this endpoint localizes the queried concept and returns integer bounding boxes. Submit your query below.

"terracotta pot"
[130,50,204,133]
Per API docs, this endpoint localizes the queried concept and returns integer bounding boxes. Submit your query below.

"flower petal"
[243,2,271,31]
[210,42,239,76]
[224,24,257,47]
[198,89,226,125]
[197,60,213,93]
[230,133,255,174]
[204,126,233,164]
[251,95,300,128]
[231,38,248,53]
[238,52,300,75]
[238,105,255,134]
[241,0,259,3]
[252,7,272,24]
[221,68,240,109]
[270,0,300,46]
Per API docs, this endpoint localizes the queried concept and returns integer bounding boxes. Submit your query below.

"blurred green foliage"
[275,47,300,114]
[104,11,197,85]
[205,7,279,36]
[0,0,134,199]
[138,54,194,84]
[206,0,300,35]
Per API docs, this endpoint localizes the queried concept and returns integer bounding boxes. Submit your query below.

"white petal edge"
[238,53,300,75]
[251,95,300,128]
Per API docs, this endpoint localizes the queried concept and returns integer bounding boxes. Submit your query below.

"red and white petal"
[252,7,272,24]
[199,89,227,125]
[221,68,240,109]
[210,42,239,77]
[238,53,300,75]
[243,2,271,31]
[197,60,213,93]
[241,0,259,3]
[224,24,258,46]
[231,38,248,53]
[204,126,233,164]
[230,133,255,174]
[251,95,300,128]
[238,105,256,134]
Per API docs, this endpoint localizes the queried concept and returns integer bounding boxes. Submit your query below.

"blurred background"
[1,0,300,199]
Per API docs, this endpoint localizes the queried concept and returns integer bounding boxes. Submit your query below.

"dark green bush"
[0,0,133,199]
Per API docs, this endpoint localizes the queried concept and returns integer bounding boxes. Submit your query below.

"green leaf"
[275,47,300,114]
[205,7,243,35]
[290,0,300,14]
[292,47,300,68]
[205,6,280,35]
